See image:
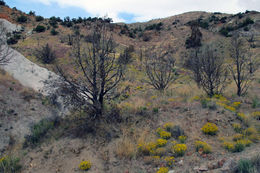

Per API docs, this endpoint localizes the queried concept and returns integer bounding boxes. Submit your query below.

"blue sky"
[5,0,260,23]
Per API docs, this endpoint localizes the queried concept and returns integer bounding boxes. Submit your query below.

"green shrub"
[50,28,59,35]
[251,154,260,172]
[0,0,6,6]
[24,119,55,147]
[35,15,44,22]
[7,37,18,45]
[28,11,35,16]
[232,123,242,133]
[49,16,58,28]
[0,155,22,173]
[34,25,46,33]
[145,22,163,31]
[200,99,209,108]
[153,107,159,113]
[169,125,184,138]
[252,97,260,108]
[17,15,27,23]
[236,159,255,173]
[233,140,245,152]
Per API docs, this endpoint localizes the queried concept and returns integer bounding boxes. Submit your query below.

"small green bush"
[252,97,260,108]
[50,28,59,35]
[0,155,22,173]
[169,125,184,138]
[153,107,159,113]
[233,140,245,152]
[35,15,44,22]
[17,15,27,23]
[24,119,55,147]
[236,159,255,173]
[34,25,46,33]
[0,0,6,6]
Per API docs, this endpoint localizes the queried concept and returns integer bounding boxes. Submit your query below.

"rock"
[178,159,184,166]
[208,158,226,170]
[218,158,227,168]
[221,158,236,172]
[194,166,199,171]
[199,165,208,171]
[194,165,208,172]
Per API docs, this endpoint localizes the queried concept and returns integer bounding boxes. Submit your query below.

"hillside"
[1,2,260,173]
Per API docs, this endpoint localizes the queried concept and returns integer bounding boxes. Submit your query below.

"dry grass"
[115,137,136,159]
[114,126,157,160]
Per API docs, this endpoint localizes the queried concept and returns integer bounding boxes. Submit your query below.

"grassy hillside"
[1,3,260,173]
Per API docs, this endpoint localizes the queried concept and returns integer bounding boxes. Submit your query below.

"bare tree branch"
[229,32,257,96]
[144,47,176,91]
[56,21,125,119]
[184,42,228,97]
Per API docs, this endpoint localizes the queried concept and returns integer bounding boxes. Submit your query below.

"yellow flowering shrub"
[159,131,171,139]
[192,96,201,101]
[201,123,218,135]
[156,127,163,134]
[232,123,242,133]
[157,138,167,147]
[195,141,212,154]
[232,102,241,108]
[150,95,158,100]
[216,102,227,107]
[171,140,177,146]
[233,140,245,152]
[223,141,235,152]
[163,122,174,131]
[157,167,169,173]
[153,156,160,159]
[237,113,246,121]
[79,160,91,171]
[138,142,157,155]
[251,111,260,120]
[164,156,175,167]
[213,94,229,103]
[243,127,257,136]
[232,134,244,141]
[248,134,260,142]
[168,98,175,102]
[0,156,5,163]
[224,105,236,112]
[135,86,143,90]
[178,135,187,143]
[237,139,252,147]
[173,144,187,156]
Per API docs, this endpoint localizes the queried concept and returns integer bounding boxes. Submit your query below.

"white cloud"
[30,0,260,22]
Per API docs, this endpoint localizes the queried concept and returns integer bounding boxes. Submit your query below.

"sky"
[5,0,260,23]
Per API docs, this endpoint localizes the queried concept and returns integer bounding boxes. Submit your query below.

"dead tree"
[57,21,125,119]
[0,21,11,65]
[185,43,228,97]
[228,33,257,96]
[144,48,176,91]
[35,43,57,64]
